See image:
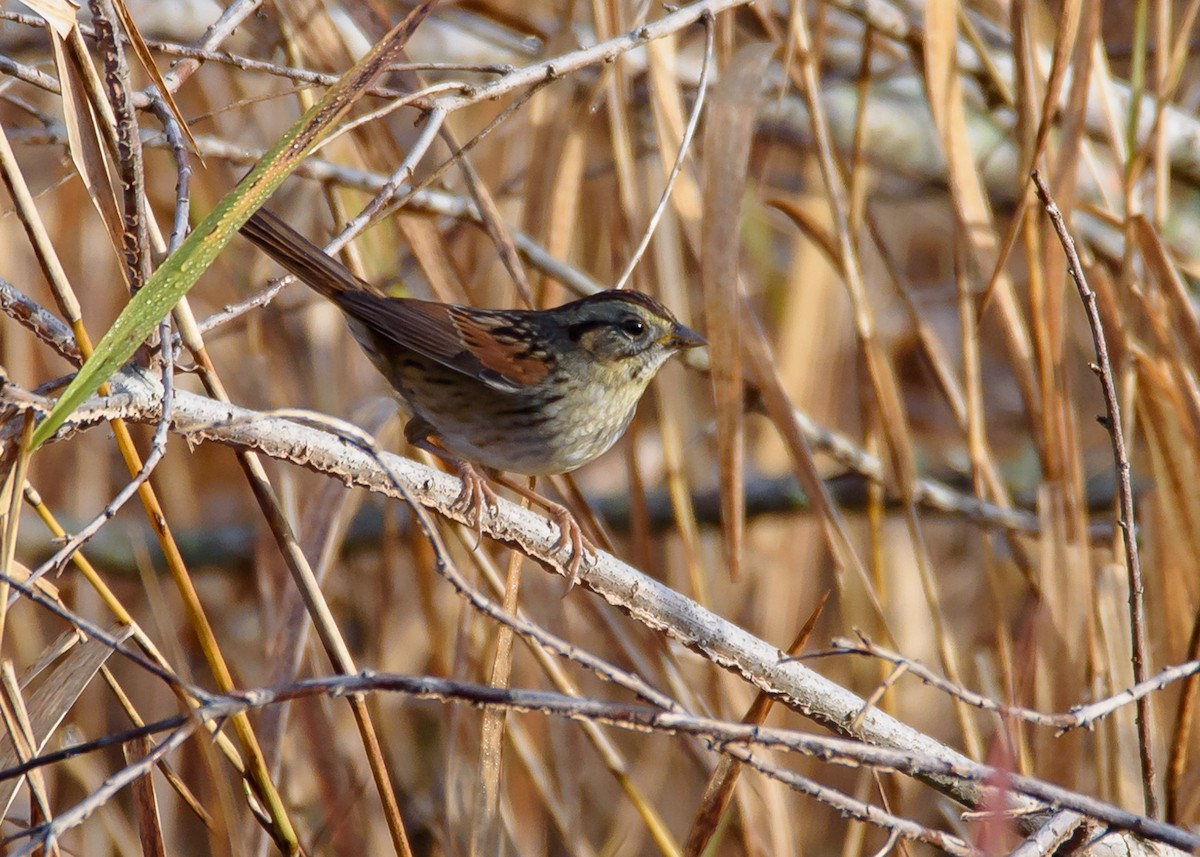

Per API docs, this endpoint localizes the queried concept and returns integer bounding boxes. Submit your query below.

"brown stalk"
[469,495,527,857]
[446,526,677,854]
[682,592,829,857]
[90,0,151,291]
[640,20,713,600]
[700,43,773,582]
[124,736,168,857]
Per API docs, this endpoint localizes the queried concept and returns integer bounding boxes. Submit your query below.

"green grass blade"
[30,1,438,449]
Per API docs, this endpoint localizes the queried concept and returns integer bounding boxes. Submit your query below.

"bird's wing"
[336,292,551,392]
[241,208,550,393]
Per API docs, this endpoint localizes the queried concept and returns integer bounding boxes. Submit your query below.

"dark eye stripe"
[567,320,606,341]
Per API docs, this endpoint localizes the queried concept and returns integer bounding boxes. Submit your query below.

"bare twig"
[0,278,80,366]
[430,0,753,114]
[5,670,1198,854]
[613,12,714,291]
[90,0,151,290]
[143,98,192,254]
[1031,169,1157,817]
[828,635,1200,733]
[156,0,264,95]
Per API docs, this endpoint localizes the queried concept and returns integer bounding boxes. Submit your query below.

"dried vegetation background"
[1,0,1200,854]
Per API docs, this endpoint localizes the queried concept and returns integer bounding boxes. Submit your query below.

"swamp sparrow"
[240,209,705,585]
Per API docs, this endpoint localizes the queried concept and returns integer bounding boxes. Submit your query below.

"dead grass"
[2,0,1200,854]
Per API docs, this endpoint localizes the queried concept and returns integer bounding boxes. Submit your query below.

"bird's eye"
[620,317,646,338]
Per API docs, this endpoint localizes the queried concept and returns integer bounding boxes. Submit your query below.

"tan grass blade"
[48,26,125,258]
[13,0,74,35]
[107,0,198,155]
[516,82,584,301]
[701,43,773,582]
[1034,0,1083,162]
[397,217,467,303]
[124,736,167,857]
[0,625,134,819]
[469,537,525,856]
[925,0,1041,440]
[1133,216,1200,372]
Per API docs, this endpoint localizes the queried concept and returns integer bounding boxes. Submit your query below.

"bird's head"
[556,290,706,385]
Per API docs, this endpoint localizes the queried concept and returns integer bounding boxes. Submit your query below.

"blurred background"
[3,0,1200,853]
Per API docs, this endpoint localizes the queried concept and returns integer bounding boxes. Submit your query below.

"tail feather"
[240,208,375,300]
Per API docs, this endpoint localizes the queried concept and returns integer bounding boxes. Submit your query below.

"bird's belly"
[426,391,636,476]
[377,350,637,476]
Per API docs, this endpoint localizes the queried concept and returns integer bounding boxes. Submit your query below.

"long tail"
[240,208,376,300]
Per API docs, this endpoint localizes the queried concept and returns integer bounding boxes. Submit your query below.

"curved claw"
[490,476,596,593]
[547,504,593,594]
[407,423,500,548]
[451,463,500,548]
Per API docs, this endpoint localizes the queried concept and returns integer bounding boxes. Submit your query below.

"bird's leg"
[405,418,498,540]
[491,473,595,593]
[403,419,593,588]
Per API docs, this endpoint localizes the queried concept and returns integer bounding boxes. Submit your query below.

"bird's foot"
[544,500,595,593]
[451,462,499,547]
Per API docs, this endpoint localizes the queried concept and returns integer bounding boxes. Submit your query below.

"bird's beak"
[666,323,707,350]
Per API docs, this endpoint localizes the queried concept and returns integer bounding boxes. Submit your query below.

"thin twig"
[0,278,80,366]
[5,669,1199,853]
[827,635,1200,732]
[613,12,714,291]
[0,673,967,855]
[144,97,192,254]
[90,0,151,291]
[1031,169,1157,817]
[334,107,447,246]
[157,0,264,95]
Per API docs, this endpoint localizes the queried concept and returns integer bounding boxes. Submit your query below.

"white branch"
[25,365,1001,811]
